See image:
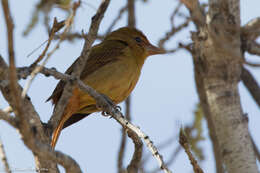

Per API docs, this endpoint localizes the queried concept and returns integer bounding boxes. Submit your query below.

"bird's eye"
[135,37,142,43]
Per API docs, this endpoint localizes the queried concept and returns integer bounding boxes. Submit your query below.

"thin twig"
[244,40,260,56]
[179,129,204,173]
[30,19,65,65]
[1,0,23,116]
[170,2,182,27]
[53,32,104,41]
[127,0,136,28]
[21,2,79,98]
[180,0,205,28]
[106,5,127,34]
[0,137,11,173]
[142,134,177,166]
[0,12,80,167]
[158,18,191,48]
[117,97,131,173]
[243,60,260,67]
[0,103,81,173]
[126,130,143,173]
[34,142,82,173]
[242,17,260,41]
[0,109,18,128]
[0,56,44,140]
[117,131,127,173]
[122,1,141,172]
[150,145,182,173]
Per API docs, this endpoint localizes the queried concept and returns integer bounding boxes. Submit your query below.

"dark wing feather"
[46,40,128,105]
[62,113,90,129]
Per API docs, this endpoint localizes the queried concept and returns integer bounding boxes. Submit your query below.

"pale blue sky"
[0,0,260,172]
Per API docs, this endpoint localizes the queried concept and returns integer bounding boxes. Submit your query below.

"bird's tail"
[51,117,67,148]
[51,113,90,148]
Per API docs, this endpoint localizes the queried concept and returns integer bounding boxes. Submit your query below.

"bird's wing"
[46,40,128,105]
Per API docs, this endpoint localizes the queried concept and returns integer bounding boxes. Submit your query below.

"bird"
[47,27,165,148]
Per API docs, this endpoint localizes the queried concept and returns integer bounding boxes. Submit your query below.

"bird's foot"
[99,94,121,117]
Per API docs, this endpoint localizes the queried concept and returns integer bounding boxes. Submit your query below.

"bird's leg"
[98,93,121,117]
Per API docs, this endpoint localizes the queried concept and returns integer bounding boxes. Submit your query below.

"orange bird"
[47,27,165,148]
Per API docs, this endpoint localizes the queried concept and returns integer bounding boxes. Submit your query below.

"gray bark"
[192,0,258,172]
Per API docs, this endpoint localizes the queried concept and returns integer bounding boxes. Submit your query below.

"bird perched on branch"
[47,27,165,148]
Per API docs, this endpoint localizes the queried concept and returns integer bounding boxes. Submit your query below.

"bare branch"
[158,18,191,48]
[33,142,82,173]
[241,67,260,108]
[30,18,65,66]
[106,5,127,34]
[0,109,18,128]
[243,40,260,56]
[179,129,204,173]
[0,138,11,173]
[242,17,260,41]
[0,54,79,172]
[117,131,127,173]
[193,52,225,173]
[126,130,143,173]
[158,3,193,54]
[1,0,23,118]
[121,1,140,172]
[127,0,136,27]
[53,32,104,41]
[0,56,44,139]
[117,97,131,173]
[243,60,260,67]
[22,2,80,99]
[1,6,50,169]
[180,0,205,27]
[149,145,181,173]
[0,104,82,173]
[170,2,182,27]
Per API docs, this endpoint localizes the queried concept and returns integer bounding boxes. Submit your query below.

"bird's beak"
[146,43,166,56]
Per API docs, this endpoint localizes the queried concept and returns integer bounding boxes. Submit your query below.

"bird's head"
[105,27,165,59]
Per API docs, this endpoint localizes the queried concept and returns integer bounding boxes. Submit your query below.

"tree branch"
[1,0,23,122]
[0,138,11,173]
[33,142,82,173]
[0,55,84,172]
[180,0,205,27]
[0,109,18,128]
[126,130,143,173]
[241,67,260,108]
[188,0,258,172]
[243,40,260,56]
[242,17,260,41]
[158,17,190,48]
[179,129,204,173]
[117,97,131,173]
[105,5,127,34]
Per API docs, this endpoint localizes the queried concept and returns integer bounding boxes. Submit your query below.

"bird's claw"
[115,105,121,111]
[101,111,110,117]
[99,94,121,117]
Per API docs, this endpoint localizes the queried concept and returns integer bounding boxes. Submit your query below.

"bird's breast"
[78,58,142,109]
[105,59,141,103]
